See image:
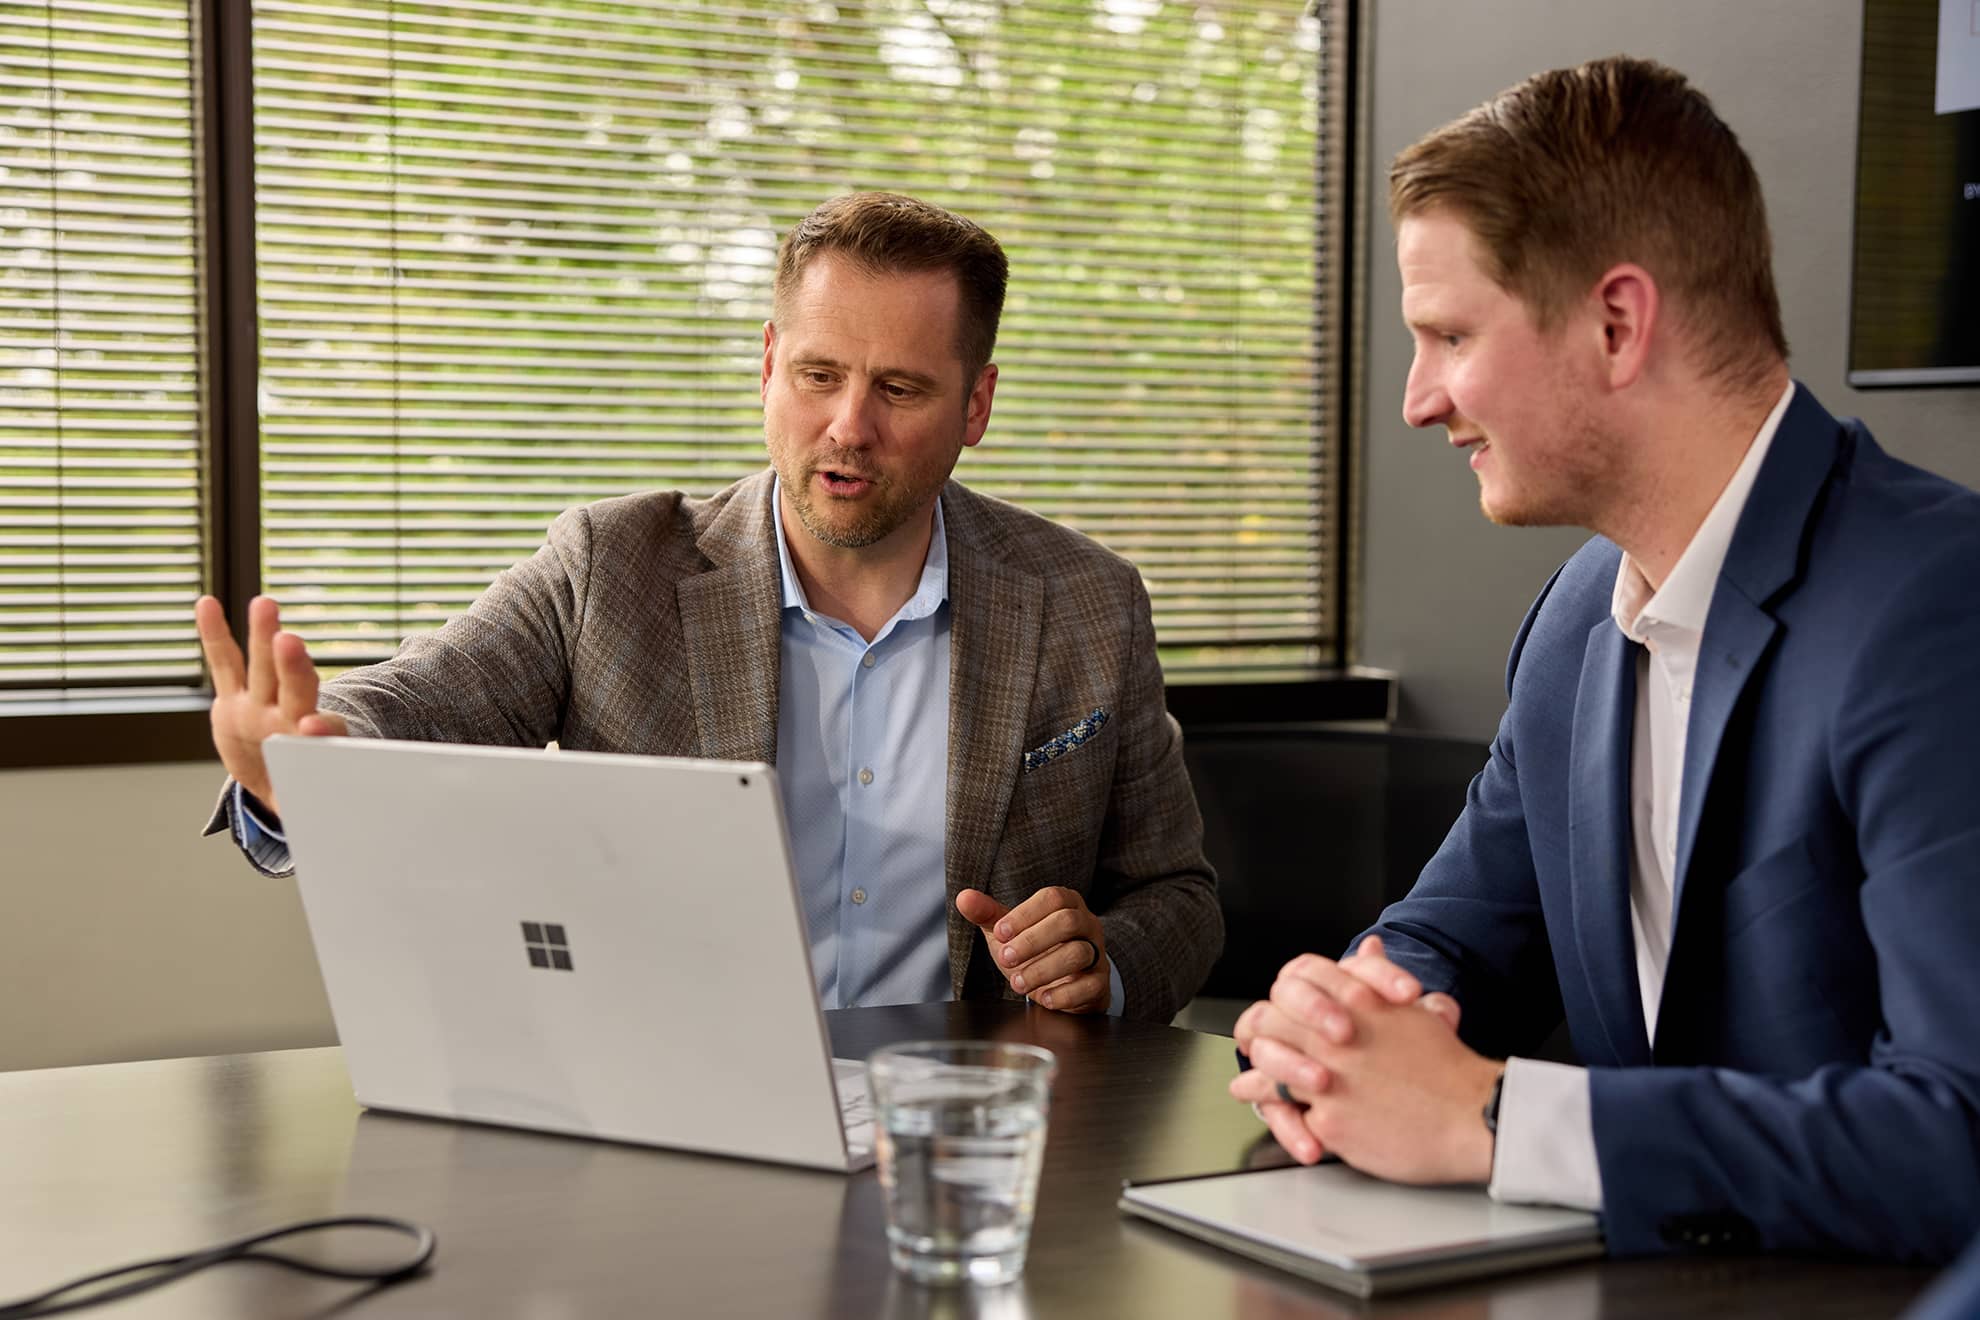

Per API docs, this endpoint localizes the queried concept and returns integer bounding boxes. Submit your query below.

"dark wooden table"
[0,1002,1937,1318]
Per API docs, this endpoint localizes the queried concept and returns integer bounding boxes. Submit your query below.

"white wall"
[0,760,335,1071]
[1357,0,1980,740]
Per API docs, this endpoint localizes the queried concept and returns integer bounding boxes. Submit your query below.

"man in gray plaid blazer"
[197,192,1222,1023]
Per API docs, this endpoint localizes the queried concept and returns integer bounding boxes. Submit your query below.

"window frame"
[0,0,1379,771]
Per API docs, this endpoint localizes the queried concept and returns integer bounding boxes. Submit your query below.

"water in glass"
[868,1042,1055,1286]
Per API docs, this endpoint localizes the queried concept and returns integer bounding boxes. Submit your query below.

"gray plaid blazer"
[248,470,1222,1020]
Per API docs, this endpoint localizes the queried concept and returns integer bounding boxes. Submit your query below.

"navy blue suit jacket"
[1908,1232,1980,1319]
[1361,386,1980,1262]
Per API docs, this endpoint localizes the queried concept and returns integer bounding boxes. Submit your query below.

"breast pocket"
[1721,833,1847,938]
[995,714,1121,890]
[1020,708,1114,776]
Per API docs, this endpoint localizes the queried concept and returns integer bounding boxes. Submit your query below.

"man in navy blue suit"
[1230,55,1980,1262]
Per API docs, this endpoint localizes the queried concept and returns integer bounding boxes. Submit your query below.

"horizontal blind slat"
[0,0,206,692]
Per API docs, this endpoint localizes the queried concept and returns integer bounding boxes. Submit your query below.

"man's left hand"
[956,887,1109,1013]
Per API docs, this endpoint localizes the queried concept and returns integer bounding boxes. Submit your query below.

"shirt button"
[858,767,874,786]
[861,652,876,669]
[851,887,867,905]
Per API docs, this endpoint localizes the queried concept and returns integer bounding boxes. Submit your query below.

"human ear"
[1592,264,1658,389]
[963,363,998,448]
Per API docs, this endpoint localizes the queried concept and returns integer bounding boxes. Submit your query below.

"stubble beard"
[770,395,971,550]
[783,459,941,550]
[1477,394,1625,532]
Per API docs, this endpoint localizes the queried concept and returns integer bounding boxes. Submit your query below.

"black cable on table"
[0,1215,435,1317]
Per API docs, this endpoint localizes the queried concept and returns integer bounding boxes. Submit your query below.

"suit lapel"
[940,486,1045,997]
[1669,598,1777,914]
[1666,385,1839,962]
[677,474,781,765]
[1569,616,1653,1066]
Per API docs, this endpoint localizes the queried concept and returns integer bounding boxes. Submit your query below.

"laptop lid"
[1120,1163,1603,1297]
[263,735,868,1173]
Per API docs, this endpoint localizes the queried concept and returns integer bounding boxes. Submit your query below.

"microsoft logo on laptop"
[521,922,574,971]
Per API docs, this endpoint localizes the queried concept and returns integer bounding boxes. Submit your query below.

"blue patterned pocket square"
[1021,709,1110,774]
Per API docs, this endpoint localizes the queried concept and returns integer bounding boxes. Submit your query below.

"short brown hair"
[1389,56,1787,388]
[773,192,1009,383]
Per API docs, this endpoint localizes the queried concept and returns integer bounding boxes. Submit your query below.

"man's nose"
[1402,356,1451,430]
[828,382,880,448]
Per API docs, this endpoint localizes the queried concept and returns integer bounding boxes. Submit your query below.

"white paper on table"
[1938,0,1980,115]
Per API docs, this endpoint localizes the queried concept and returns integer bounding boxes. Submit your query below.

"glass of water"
[866,1040,1058,1286]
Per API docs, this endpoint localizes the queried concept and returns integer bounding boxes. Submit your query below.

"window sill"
[1166,667,1396,730]
[0,669,1399,771]
[0,693,217,770]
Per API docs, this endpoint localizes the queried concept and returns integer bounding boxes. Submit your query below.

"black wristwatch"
[1482,1067,1506,1135]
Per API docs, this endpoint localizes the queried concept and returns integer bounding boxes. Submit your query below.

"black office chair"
[1180,724,1487,1005]
[1178,723,1578,1063]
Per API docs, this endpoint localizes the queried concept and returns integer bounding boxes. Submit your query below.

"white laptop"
[262,735,876,1173]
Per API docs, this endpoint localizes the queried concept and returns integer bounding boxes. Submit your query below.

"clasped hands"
[956,887,1110,1014]
[1229,936,1502,1185]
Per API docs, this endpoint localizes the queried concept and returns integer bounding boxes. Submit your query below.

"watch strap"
[1482,1067,1507,1135]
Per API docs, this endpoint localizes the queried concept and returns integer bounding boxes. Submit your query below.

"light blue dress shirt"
[770,486,1122,1013]
[771,484,954,1009]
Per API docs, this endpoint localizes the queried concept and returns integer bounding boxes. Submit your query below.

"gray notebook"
[1119,1163,1602,1298]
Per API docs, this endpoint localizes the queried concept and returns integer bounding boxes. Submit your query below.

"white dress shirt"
[1489,381,1796,1210]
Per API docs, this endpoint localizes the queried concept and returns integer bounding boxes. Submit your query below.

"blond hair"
[1390,56,1787,389]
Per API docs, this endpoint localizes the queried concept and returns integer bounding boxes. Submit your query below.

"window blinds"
[252,0,1328,677]
[0,0,203,690]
